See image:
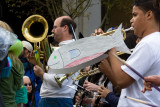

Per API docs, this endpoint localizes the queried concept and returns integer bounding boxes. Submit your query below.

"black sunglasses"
[24,83,32,86]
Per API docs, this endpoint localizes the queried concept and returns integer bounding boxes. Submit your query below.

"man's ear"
[63,25,68,31]
[146,10,153,20]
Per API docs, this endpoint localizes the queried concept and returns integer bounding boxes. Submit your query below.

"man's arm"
[99,48,135,90]
[33,65,61,87]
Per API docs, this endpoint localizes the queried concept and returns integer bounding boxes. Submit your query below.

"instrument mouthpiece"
[47,34,54,37]
[124,27,134,32]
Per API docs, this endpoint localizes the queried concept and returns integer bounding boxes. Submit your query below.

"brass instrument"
[116,49,133,56]
[72,68,100,81]
[55,68,101,87]
[22,15,48,42]
[97,27,134,40]
[96,27,134,56]
[55,71,77,88]
[22,15,49,68]
[98,29,126,40]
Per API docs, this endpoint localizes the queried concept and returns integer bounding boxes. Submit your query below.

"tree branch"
[21,0,46,7]
[46,0,54,22]
[72,0,92,19]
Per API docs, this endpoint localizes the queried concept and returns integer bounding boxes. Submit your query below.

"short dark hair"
[133,0,160,25]
[60,18,77,35]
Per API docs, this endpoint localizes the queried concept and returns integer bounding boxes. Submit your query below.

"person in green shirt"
[0,20,25,107]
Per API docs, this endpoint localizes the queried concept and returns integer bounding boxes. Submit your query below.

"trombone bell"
[22,15,48,43]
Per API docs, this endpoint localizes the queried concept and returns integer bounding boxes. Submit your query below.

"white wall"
[76,0,101,37]
[63,0,101,38]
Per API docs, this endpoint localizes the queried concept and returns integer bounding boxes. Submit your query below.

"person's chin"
[27,90,32,93]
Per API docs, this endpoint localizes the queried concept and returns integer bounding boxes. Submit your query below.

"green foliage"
[116,0,132,14]
[4,0,92,22]
[101,0,133,31]
[62,0,92,19]
[5,0,133,32]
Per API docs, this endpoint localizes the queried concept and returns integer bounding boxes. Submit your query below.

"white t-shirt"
[118,32,160,107]
[40,39,79,98]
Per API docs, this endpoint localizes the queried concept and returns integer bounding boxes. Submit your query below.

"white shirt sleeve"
[121,41,155,81]
[43,73,60,87]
